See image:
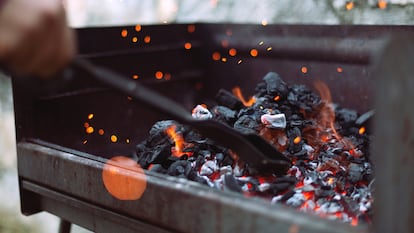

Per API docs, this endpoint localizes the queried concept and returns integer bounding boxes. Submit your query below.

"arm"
[0,0,76,77]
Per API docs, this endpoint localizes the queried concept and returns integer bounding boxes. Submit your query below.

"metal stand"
[58,219,71,233]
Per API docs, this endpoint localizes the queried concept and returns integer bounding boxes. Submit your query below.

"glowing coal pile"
[135,72,373,226]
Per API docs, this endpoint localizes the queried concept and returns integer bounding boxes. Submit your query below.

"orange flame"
[313,80,355,150]
[232,86,256,107]
[165,125,185,157]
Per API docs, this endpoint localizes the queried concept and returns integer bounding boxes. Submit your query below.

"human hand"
[0,0,76,77]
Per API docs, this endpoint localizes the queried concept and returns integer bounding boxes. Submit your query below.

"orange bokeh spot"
[221,40,229,48]
[132,37,138,43]
[87,113,94,120]
[121,29,128,38]
[84,122,90,128]
[102,156,147,200]
[301,66,308,74]
[187,24,196,33]
[86,126,94,134]
[378,0,387,9]
[110,135,118,143]
[184,42,192,50]
[98,129,105,135]
[144,36,151,44]
[337,67,343,73]
[212,52,221,61]
[164,73,172,81]
[135,24,142,32]
[229,48,237,57]
[250,49,259,57]
[132,74,139,80]
[346,1,354,11]
[155,71,164,80]
[273,95,281,101]
[261,19,268,26]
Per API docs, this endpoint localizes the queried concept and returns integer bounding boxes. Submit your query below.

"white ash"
[260,113,287,129]
[191,105,213,120]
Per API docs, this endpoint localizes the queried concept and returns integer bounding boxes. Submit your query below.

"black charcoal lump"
[262,72,289,99]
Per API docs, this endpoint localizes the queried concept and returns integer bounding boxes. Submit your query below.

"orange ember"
[273,95,281,101]
[187,24,196,33]
[229,48,237,57]
[87,113,94,120]
[221,40,229,48]
[232,86,256,107]
[102,156,147,200]
[110,135,118,143]
[84,122,90,128]
[86,126,94,134]
[155,71,164,80]
[301,66,308,74]
[184,42,192,50]
[359,126,366,135]
[132,74,139,80]
[293,136,301,144]
[212,52,221,61]
[132,37,138,43]
[165,125,185,157]
[144,36,151,44]
[121,29,128,38]
[135,24,142,32]
[250,49,259,57]
[98,129,105,135]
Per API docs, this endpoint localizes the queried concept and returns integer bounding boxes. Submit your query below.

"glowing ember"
[187,24,196,33]
[86,126,94,134]
[155,71,164,80]
[164,73,172,81]
[301,66,308,74]
[221,40,229,48]
[121,29,128,38]
[212,52,221,61]
[132,74,139,80]
[273,95,281,101]
[87,113,94,120]
[221,57,227,62]
[98,129,105,135]
[359,126,366,135]
[229,48,237,57]
[110,135,118,143]
[184,42,192,50]
[165,124,185,157]
[232,86,256,107]
[135,25,142,32]
[237,59,243,64]
[132,37,138,43]
[267,47,273,51]
[293,136,301,144]
[250,49,259,57]
[144,36,151,44]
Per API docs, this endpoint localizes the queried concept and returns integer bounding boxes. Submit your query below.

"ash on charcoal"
[134,71,374,226]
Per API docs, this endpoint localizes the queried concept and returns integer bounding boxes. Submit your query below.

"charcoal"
[347,163,363,183]
[215,89,243,110]
[269,182,292,194]
[137,143,171,168]
[234,115,261,134]
[212,106,237,123]
[355,109,375,125]
[198,150,212,159]
[280,189,296,202]
[275,176,297,184]
[167,160,192,178]
[336,108,358,127]
[192,104,213,120]
[148,164,167,173]
[199,160,217,176]
[215,153,224,163]
[262,72,289,99]
[146,120,177,147]
[286,192,306,208]
[224,174,242,193]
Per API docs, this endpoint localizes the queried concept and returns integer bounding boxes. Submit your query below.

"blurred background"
[1,0,414,232]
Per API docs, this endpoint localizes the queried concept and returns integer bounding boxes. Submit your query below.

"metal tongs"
[71,58,291,175]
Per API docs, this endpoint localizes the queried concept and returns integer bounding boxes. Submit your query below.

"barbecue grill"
[12,24,414,233]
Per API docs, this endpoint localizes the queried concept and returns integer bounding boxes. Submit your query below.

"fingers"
[0,0,76,77]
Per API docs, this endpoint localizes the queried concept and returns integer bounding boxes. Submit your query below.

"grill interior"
[12,24,414,233]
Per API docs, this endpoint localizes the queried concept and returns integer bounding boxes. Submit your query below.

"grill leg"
[58,219,72,233]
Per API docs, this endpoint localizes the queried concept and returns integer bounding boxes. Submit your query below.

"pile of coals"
[135,72,374,226]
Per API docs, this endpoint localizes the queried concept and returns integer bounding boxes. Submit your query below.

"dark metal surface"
[12,24,414,233]
[372,35,414,233]
[18,141,365,233]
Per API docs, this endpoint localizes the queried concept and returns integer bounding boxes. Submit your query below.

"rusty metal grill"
[12,24,414,233]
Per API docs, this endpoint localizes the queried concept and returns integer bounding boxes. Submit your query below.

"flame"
[165,125,185,157]
[232,86,256,107]
[313,80,355,151]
